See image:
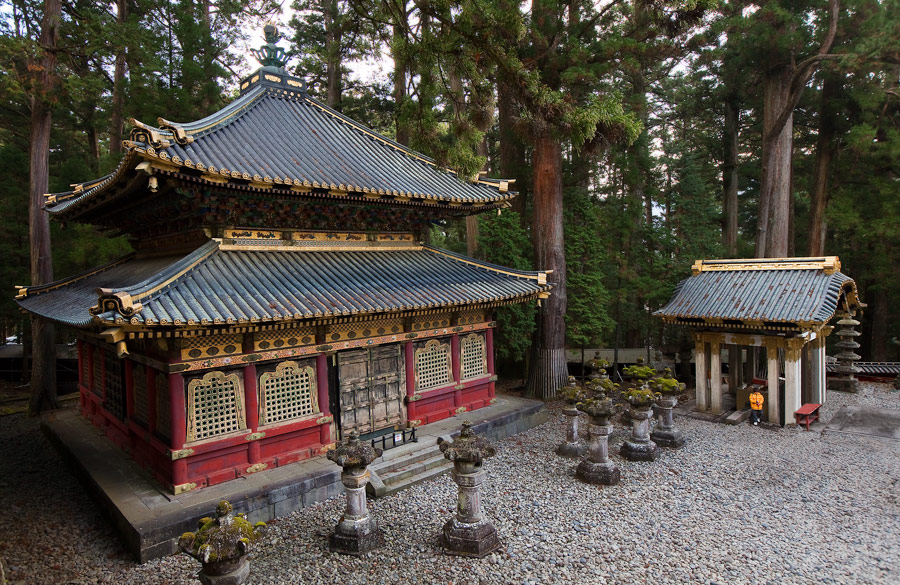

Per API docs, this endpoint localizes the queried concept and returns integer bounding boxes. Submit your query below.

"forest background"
[1,0,898,404]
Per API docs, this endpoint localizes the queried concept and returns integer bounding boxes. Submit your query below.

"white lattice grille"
[186,371,246,442]
[155,372,171,440]
[132,364,149,426]
[461,334,488,380]
[91,350,103,396]
[415,339,452,391]
[259,361,318,425]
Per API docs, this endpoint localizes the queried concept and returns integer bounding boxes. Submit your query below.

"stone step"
[367,450,452,498]
[725,409,750,425]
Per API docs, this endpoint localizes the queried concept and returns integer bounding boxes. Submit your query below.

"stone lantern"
[438,421,502,557]
[620,386,659,461]
[829,314,861,393]
[650,369,686,449]
[575,395,620,485]
[557,376,587,458]
[178,500,266,585]
[326,431,384,555]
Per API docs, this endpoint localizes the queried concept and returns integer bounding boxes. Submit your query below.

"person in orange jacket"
[749,388,764,426]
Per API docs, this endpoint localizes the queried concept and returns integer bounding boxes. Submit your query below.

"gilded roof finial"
[250,23,288,70]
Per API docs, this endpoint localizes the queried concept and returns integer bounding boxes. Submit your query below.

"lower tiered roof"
[17,239,550,328]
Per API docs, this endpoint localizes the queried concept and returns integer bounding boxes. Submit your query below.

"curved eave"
[44,151,141,217]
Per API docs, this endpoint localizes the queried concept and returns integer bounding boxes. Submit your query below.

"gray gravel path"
[1,383,898,585]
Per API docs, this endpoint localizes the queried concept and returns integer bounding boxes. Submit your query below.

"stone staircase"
[366,441,452,498]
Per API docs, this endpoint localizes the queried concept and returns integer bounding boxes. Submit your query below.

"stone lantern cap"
[327,431,383,471]
[178,500,266,565]
[439,421,496,464]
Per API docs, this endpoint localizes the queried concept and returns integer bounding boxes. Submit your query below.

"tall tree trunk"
[723,98,739,256]
[110,0,127,157]
[757,65,793,258]
[808,75,838,256]
[498,79,527,222]
[391,1,409,146]
[524,134,567,399]
[465,139,487,258]
[325,0,343,110]
[28,0,60,416]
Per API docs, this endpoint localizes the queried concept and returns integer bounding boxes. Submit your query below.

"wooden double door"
[336,345,406,437]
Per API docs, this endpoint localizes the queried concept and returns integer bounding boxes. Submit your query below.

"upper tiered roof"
[45,69,514,222]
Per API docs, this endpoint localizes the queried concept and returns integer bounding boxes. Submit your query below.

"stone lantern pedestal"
[575,414,619,486]
[620,407,658,461]
[178,500,266,585]
[439,421,502,557]
[556,406,587,458]
[327,432,384,555]
[650,395,684,448]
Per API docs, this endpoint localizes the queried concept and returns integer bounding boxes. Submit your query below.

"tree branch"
[767,0,839,143]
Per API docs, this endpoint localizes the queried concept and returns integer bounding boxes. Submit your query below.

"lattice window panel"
[186,371,246,442]
[259,361,318,426]
[155,372,172,441]
[254,326,316,351]
[132,364,149,426]
[91,348,103,397]
[461,333,488,380]
[415,339,452,391]
[103,350,126,420]
[80,343,91,388]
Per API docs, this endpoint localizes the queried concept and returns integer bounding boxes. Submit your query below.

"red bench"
[794,403,821,431]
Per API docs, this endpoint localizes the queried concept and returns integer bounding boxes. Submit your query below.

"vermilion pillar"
[243,364,260,464]
[316,353,331,444]
[451,334,462,408]
[405,342,417,424]
[168,373,187,486]
[486,328,496,400]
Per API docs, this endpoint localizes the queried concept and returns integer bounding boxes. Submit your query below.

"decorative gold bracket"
[167,448,194,460]
[245,432,266,442]
[316,415,334,425]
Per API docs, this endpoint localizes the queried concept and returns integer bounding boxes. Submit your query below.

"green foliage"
[478,210,535,362]
[623,364,655,381]
[650,368,686,395]
[563,188,612,347]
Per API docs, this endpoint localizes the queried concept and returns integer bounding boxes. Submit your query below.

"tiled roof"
[17,241,549,328]
[655,258,860,326]
[46,74,513,217]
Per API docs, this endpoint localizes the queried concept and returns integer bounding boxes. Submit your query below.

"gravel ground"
[1,382,898,585]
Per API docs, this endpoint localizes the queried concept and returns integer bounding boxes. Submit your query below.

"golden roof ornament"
[250,23,288,70]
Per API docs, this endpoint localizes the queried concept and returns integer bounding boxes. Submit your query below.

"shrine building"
[655,257,862,425]
[16,33,551,495]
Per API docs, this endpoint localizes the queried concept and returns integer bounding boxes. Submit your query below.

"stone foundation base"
[575,460,620,486]
[828,378,860,393]
[620,439,658,462]
[329,518,384,555]
[556,441,587,458]
[650,428,685,449]
[198,558,250,585]
[441,518,502,558]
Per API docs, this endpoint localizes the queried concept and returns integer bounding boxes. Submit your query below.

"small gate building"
[17,37,550,494]
[655,257,862,425]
